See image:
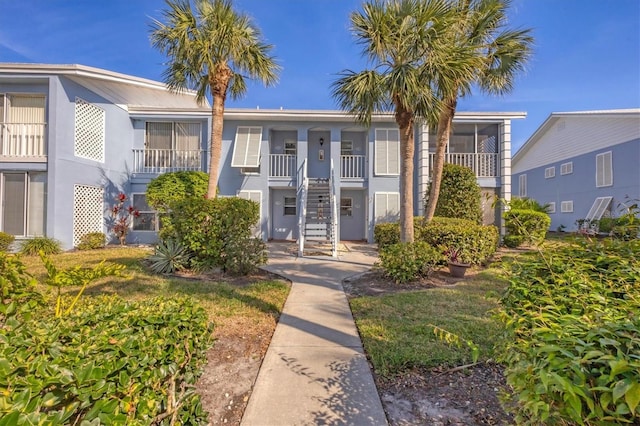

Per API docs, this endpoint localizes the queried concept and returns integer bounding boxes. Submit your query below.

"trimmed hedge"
[374,217,499,265]
[497,239,640,424]
[431,163,482,223]
[76,232,107,250]
[503,209,551,247]
[0,295,213,425]
[378,241,442,283]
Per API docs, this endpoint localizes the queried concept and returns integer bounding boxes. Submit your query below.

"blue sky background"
[1,0,638,151]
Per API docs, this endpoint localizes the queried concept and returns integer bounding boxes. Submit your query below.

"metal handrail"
[298,160,308,257]
[330,159,338,258]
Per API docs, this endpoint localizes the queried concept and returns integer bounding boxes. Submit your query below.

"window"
[560,162,573,175]
[518,174,527,197]
[145,122,201,168]
[340,198,353,216]
[596,151,613,187]
[231,126,262,167]
[561,200,574,213]
[132,194,158,231]
[284,140,296,155]
[341,140,353,156]
[585,196,613,222]
[547,202,556,214]
[374,192,400,222]
[284,196,296,216]
[545,167,555,179]
[1,172,46,237]
[374,129,400,175]
[74,98,105,162]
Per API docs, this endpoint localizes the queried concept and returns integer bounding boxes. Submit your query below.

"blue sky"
[1,0,638,151]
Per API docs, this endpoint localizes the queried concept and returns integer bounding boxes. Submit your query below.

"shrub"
[146,171,209,239]
[420,217,499,265]
[19,236,62,256]
[374,222,400,249]
[497,239,640,424]
[222,237,268,275]
[0,232,14,252]
[509,197,552,213]
[504,209,551,246]
[379,241,442,283]
[0,252,43,324]
[76,232,106,250]
[0,295,214,425]
[502,234,525,248]
[427,163,482,223]
[597,217,615,233]
[148,239,193,274]
[166,196,265,274]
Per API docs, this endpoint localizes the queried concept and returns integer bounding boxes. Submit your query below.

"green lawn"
[350,266,509,378]
[21,247,290,325]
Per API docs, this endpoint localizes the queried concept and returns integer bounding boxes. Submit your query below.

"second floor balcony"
[132,149,204,174]
[429,152,499,178]
[0,123,47,161]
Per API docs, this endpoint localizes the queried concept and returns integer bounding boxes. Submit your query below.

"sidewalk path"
[241,243,388,426]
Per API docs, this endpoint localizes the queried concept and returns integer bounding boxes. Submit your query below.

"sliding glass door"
[1,172,46,236]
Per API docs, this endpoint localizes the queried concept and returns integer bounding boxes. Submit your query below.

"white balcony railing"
[269,154,296,178]
[132,149,204,173]
[0,123,47,157]
[340,155,365,179]
[429,153,499,177]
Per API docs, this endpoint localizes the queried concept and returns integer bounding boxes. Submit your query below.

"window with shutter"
[545,167,555,179]
[374,192,400,223]
[518,174,527,197]
[237,190,262,237]
[232,126,262,168]
[560,162,573,175]
[585,196,612,221]
[374,129,400,175]
[596,151,613,187]
[561,200,573,213]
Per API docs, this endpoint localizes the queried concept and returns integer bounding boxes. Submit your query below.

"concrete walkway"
[241,243,388,426]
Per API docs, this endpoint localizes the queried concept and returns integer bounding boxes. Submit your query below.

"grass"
[19,246,290,326]
[349,267,509,378]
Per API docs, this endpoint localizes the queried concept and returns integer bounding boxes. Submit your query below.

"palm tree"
[423,0,533,221]
[150,0,280,198]
[332,0,451,243]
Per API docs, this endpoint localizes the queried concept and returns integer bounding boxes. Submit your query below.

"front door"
[271,189,298,240]
[339,189,366,241]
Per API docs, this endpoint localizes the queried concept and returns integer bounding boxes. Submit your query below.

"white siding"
[513,114,639,173]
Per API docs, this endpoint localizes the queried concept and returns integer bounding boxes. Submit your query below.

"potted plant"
[445,247,470,278]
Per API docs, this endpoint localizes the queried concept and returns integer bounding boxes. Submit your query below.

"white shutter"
[518,174,527,197]
[585,196,612,221]
[174,122,200,151]
[232,126,262,167]
[596,152,612,187]
[237,190,262,237]
[7,95,45,123]
[375,129,400,175]
[374,192,400,223]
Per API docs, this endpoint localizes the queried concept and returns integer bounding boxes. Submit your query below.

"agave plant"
[148,239,193,274]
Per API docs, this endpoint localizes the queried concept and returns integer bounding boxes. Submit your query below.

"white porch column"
[499,120,512,237]
[417,123,430,216]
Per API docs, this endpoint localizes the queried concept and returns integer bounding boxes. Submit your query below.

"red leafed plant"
[111,193,140,245]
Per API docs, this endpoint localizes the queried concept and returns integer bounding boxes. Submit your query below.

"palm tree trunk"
[396,107,415,243]
[424,97,457,221]
[207,67,232,198]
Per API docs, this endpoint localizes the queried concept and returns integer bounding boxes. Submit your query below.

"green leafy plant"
[19,236,62,256]
[40,252,125,318]
[497,238,640,424]
[379,241,442,283]
[504,209,551,247]
[426,163,482,224]
[76,232,106,250]
[148,239,193,274]
[502,234,525,248]
[0,295,214,425]
[0,252,43,325]
[0,232,14,252]
[509,197,552,213]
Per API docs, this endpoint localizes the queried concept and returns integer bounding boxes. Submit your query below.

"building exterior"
[512,109,640,231]
[1,63,524,251]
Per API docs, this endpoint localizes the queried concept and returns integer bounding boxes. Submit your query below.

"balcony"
[132,149,204,174]
[429,153,499,177]
[0,123,47,161]
[269,154,296,178]
[340,155,365,179]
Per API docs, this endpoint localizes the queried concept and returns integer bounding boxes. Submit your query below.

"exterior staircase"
[302,178,336,255]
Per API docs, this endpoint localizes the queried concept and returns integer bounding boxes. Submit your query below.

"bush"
[0,295,214,425]
[420,217,499,265]
[76,232,106,250]
[0,252,43,324]
[166,196,266,274]
[497,239,640,424]
[504,209,551,246]
[0,232,14,252]
[19,236,62,256]
[428,163,482,223]
[146,171,209,239]
[379,241,442,283]
[374,222,400,249]
[502,234,525,248]
[509,197,552,213]
[597,217,615,233]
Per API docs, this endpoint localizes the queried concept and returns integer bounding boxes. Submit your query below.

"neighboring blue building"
[1,63,524,252]
[512,109,640,232]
